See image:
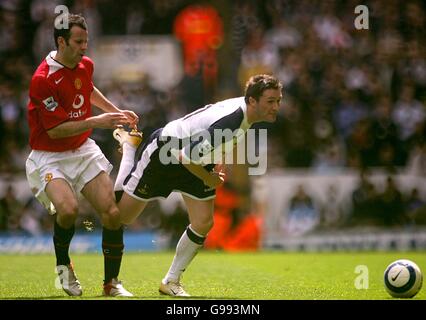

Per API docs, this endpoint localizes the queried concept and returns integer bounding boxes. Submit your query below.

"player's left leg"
[81,172,133,297]
[45,178,82,296]
[160,195,214,297]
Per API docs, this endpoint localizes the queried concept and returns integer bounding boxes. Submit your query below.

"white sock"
[114,143,137,191]
[163,225,205,284]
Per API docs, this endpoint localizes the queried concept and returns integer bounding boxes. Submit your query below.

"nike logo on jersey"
[55,76,64,84]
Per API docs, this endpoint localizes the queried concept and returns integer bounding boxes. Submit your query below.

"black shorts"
[122,128,216,201]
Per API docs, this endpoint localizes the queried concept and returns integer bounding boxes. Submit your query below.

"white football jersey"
[160,97,251,165]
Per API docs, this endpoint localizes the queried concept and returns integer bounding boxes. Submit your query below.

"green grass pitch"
[0,251,424,300]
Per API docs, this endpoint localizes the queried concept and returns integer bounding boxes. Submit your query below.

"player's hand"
[204,170,225,190]
[121,110,139,130]
[93,113,129,129]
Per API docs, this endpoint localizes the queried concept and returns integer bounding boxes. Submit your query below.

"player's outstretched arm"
[47,113,129,139]
[90,86,139,129]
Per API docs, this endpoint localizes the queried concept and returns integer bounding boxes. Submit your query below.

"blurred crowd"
[281,173,426,237]
[0,0,425,238]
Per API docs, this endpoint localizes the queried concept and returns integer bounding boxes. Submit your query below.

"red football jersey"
[28,51,94,151]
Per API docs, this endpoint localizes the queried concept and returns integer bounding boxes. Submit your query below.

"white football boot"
[159,280,190,297]
[113,127,143,152]
[56,263,82,296]
[103,278,134,297]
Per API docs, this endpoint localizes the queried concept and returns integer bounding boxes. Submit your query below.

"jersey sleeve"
[181,108,244,165]
[30,75,69,130]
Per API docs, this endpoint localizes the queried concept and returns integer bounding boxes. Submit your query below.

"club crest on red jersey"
[74,78,82,89]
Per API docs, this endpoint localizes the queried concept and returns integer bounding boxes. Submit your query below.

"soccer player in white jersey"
[113,74,282,296]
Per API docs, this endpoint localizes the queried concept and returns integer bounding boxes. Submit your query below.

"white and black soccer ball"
[384,259,423,298]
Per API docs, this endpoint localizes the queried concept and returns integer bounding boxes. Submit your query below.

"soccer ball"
[384,259,423,298]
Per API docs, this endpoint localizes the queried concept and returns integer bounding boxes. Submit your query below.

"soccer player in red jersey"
[25,13,137,297]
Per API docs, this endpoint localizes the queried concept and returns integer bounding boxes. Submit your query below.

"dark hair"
[244,74,283,104]
[54,13,87,48]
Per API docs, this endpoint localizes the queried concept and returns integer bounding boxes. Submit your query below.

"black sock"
[102,226,124,284]
[53,219,75,266]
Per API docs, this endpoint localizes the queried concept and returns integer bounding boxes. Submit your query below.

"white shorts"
[25,138,113,211]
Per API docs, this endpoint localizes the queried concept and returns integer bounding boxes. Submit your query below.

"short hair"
[244,74,283,104]
[54,13,87,48]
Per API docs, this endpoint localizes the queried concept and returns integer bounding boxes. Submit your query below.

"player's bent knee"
[56,202,79,227]
[107,206,120,219]
[101,205,121,228]
[57,202,79,218]
[192,219,214,235]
